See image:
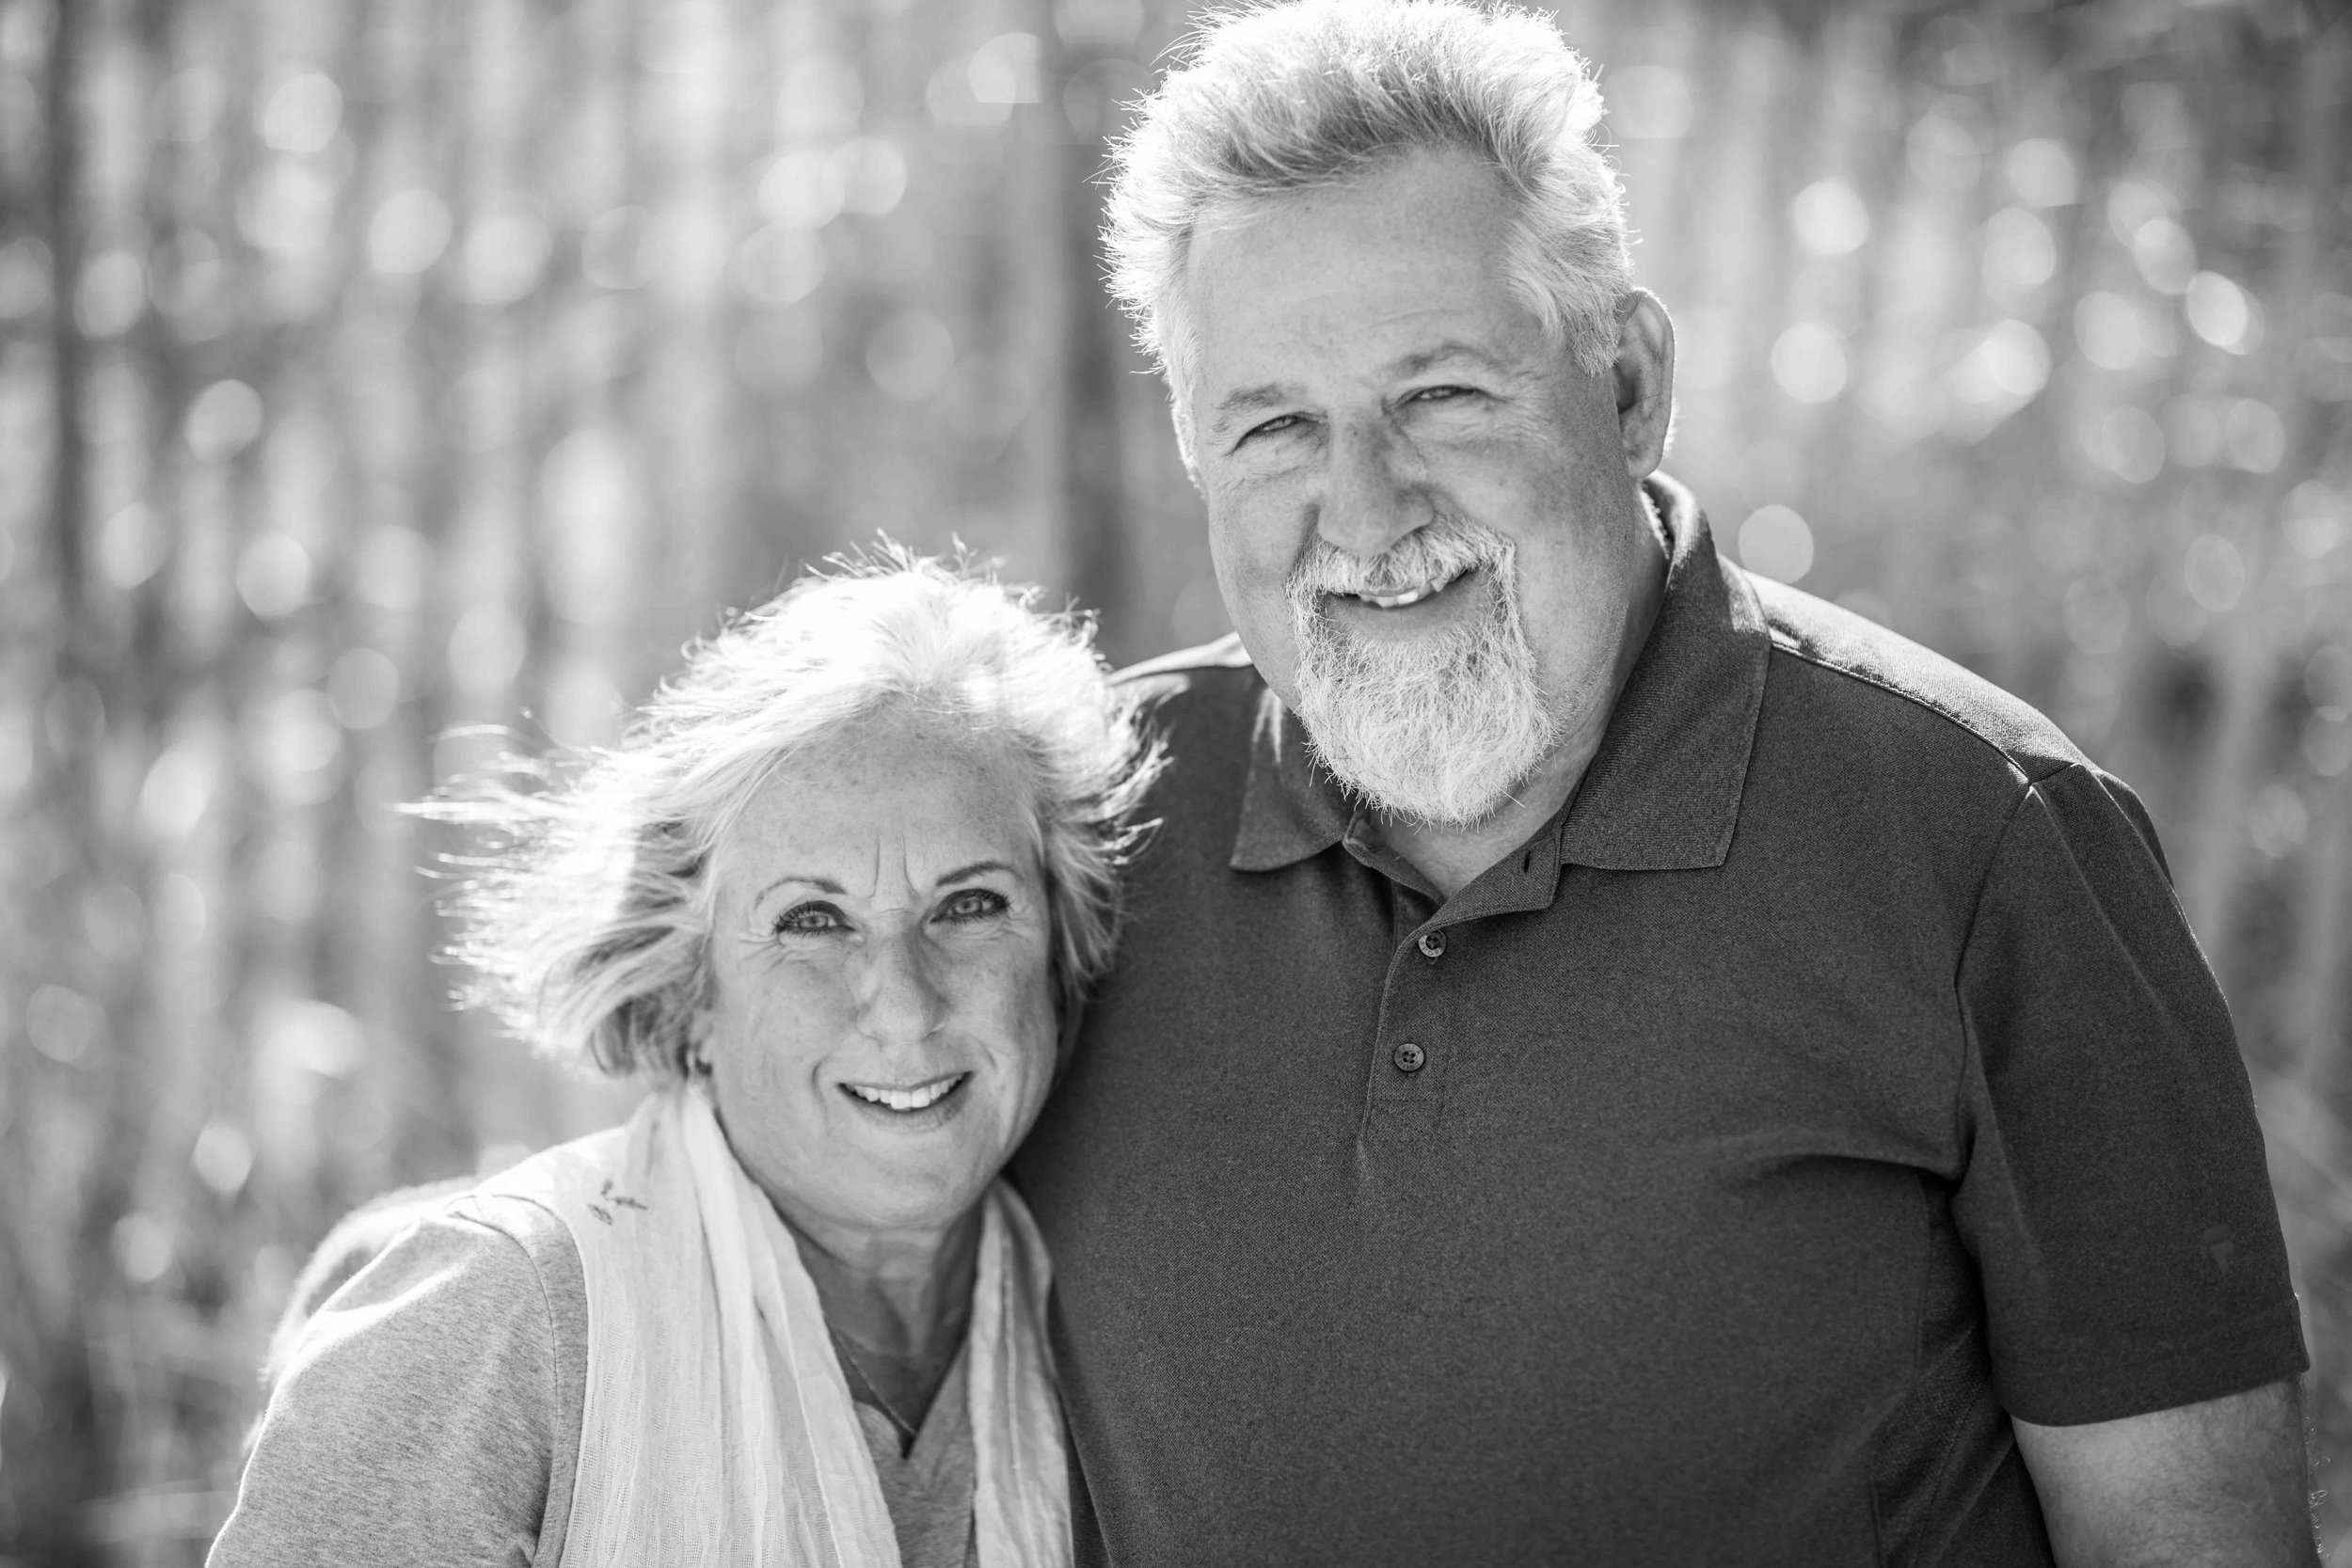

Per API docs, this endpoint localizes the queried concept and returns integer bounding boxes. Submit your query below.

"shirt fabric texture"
[209,1187,982,1568]
[1013,475,2306,1568]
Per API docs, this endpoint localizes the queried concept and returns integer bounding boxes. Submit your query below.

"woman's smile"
[838,1069,974,1120]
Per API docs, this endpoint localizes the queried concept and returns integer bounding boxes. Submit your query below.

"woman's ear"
[1049,952,1087,1088]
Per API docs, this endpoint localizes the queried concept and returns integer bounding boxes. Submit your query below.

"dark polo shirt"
[1015,477,2306,1567]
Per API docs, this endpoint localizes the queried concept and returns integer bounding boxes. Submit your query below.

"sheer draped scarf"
[479,1087,1070,1567]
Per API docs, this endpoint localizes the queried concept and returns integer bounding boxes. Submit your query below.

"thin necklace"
[829,1323,924,1452]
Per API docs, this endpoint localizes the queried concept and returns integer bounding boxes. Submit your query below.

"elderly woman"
[211,555,1159,1568]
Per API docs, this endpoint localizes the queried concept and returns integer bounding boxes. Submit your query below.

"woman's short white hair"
[1104,0,1632,410]
[429,549,1163,1083]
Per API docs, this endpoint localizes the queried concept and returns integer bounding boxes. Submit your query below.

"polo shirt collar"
[1229,682,1354,869]
[1228,474,1771,876]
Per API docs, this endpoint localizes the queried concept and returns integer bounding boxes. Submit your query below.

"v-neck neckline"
[835,1325,970,1464]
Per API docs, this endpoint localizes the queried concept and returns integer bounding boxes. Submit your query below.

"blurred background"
[0,0,2345,1560]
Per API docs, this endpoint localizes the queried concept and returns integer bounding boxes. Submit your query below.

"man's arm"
[2011,1377,2316,1567]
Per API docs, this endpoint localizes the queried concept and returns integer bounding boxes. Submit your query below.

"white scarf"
[479,1086,1071,1567]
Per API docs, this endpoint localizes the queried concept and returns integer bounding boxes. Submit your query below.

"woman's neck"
[772,1199,980,1401]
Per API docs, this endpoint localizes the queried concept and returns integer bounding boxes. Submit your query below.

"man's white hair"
[1104,0,1633,420]
[423,549,1162,1083]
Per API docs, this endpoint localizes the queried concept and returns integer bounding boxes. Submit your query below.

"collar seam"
[1764,635,2066,788]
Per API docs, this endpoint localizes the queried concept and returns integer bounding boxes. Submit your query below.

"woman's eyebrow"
[752,873,848,907]
[933,859,1017,888]
[749,860,1018,908]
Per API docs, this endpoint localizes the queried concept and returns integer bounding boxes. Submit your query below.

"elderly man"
[1011,2,2313,1563]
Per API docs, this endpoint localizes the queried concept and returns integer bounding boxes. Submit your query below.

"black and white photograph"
[1,0,2348,1561]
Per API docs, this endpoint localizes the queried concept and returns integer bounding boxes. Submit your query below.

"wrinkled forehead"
[709,709,1046,902]
[1181,155,1532,372]
[1185,150,1517,289]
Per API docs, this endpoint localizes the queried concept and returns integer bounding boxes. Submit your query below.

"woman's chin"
[814,1131,1008,1238]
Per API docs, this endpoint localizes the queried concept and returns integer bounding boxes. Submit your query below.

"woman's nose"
[850,929,947,1050]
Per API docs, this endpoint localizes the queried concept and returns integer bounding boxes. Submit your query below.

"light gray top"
[209,1191,977,1568]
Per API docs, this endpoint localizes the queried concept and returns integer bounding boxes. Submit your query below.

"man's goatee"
[1285,519,1561,829]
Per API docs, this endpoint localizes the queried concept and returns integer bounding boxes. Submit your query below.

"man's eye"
[773,902,846,936]
[939,888,1009,923]
[1241,414,1305,443]
[1409,385,1475,404]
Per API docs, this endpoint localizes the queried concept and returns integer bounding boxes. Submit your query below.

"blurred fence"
[0,0,2346,1561]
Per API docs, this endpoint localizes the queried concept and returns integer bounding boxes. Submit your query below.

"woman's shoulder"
[294,1193,580,1377]
[450,1184,592,1296]
[211,1174,596,1568]
[297,1171,596,1492]
[260,1167,592,1381]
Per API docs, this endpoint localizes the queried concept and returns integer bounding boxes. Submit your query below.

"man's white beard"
[1286,521,1561,830]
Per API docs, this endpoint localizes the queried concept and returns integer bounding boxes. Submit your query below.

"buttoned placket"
[1343,809,1573,1149]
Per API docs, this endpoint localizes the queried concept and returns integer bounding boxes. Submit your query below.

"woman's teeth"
[844,1074,965,1113]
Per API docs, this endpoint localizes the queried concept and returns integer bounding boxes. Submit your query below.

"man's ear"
[1170,388,1202,489]
[1613,290,1676,480]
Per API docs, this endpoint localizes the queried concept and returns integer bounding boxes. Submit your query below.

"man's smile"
[1344,562,1474,610]
[1325,564,1490,640]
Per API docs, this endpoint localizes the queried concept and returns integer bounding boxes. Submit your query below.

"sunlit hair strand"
[420,547,1164,1084]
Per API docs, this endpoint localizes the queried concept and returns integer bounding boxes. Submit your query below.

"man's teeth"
[845,1075,963,1112]
[1351,567,1468,609]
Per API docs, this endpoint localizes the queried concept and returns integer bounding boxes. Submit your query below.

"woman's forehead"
[717,715,1041,895]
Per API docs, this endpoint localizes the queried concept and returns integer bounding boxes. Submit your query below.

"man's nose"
[850,929,947,1051]
[1316,416,1428,560]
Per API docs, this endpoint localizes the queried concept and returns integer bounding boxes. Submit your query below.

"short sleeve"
[209,1203,575,1568]
[1952,762,2307,1426]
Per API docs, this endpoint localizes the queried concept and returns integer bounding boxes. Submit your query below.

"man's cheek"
[1210,534,1289,610]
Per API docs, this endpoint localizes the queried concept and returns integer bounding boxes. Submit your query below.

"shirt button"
[1392,1041,1426,1073]
[1417,930,1446,959]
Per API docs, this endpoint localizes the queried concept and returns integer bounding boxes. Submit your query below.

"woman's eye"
[939,888,1009,923]
[773,902,846,936]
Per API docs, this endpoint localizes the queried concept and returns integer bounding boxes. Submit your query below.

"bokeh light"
[2,1,2347,1560]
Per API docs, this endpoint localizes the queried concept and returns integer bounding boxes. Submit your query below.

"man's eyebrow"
[1209,384,1297,434]
[1386,341,1507,378]
[1209,345,1510,433]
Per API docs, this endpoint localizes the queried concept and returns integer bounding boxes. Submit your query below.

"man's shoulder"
[1108,636,1278,860]
[1115,634,1265,747]
[1116,631,1257,689]
[1748,575,2088,790]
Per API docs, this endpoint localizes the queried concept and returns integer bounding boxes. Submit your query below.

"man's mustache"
[1286,519,1515,603]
